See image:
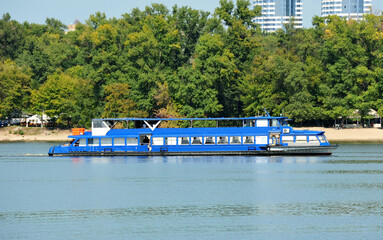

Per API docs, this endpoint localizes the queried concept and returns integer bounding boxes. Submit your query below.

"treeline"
[1,0,383,128]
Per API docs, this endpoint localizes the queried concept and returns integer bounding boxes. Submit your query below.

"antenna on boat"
[264,108,270,117]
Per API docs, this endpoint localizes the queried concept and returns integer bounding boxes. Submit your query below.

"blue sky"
[1,0,383,28]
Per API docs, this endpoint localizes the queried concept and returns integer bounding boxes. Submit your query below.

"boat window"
[309,136,320,143]
[296,136,307,143]
[165,137,177,145]
[282,136,294,143]
[256,120,268,127]
[101,138,112,146]
[72,139,79,146]
[243,136,254,144]
[280,119,288,126]
[93,120,108,128]
[217,136,228,144]
[178,137,189,145]
[255,136,268,144]
[318,135,327,143]
[271,119,279,127]
[204,136,215,145]
[191,137,202,145]
[127,137,138,146]
[114,138,125,146]
[153,137,164,146]
[244,120,255,127]
[88,138,99,146]
[79,139,86,146]
[230,136,241,144]
[140,135,151,145]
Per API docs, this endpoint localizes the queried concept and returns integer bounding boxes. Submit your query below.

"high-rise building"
[321,0,372,20]
[253,0,303,32]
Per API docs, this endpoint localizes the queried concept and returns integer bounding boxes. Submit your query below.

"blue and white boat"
[48,113,337,156]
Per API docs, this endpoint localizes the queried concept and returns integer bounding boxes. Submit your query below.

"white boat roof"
[93,116,288,122]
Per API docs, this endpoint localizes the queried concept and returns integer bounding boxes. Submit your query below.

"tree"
[172,5,210,64]
[102,83,147,118]
[86,12,108,29]
[1,4,382,128]
[0,13,25,59]
[31,72,87,126]
[0,60,32,119]
[17,31,78,86]
[170,66,223,117]
[45,18,67,34]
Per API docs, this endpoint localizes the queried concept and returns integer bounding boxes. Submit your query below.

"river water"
[0,142,382,240]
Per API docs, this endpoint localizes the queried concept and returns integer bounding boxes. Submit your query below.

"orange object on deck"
[72,128,85,135]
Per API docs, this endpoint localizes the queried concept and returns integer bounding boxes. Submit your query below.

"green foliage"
[102,83,147,118]
[1,7,383,127]
[14,129,24,135]
[30,72,90,126]
[0,13,25,59]
[0,60,32,118]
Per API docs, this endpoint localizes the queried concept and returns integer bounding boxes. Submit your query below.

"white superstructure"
[253,0,303,33]
[321,0,372,20]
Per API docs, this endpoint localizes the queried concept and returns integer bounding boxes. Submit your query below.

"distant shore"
[1,126,383,143]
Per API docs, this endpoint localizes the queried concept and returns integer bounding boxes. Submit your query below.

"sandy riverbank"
[1,126,383,143]
[0,126,72,142]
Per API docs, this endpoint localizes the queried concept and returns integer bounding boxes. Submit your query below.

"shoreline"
[0,126,72,143]
[1,126,383,143]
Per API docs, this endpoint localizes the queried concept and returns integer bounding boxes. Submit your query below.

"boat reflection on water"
[70,156,328,164]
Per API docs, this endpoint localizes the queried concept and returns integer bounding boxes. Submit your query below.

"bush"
[13,129,24,135]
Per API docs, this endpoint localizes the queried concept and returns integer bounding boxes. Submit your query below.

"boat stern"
[48,146,56,156]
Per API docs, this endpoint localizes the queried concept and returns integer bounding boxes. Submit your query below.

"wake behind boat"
[48,112,337,156]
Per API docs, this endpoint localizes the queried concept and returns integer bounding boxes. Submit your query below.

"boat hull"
[48,145,338,157]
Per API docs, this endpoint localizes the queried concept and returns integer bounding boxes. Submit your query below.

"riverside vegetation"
[1,0,383,128]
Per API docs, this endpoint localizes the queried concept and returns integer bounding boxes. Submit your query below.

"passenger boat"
[48,113,337,156]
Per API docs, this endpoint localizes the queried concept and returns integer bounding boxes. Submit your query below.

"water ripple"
[1,201,382,221]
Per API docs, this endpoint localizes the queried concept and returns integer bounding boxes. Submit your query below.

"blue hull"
[48,145,337,156]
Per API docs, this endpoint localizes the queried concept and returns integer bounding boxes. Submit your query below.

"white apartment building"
[253,0,303,32]
[321,0,372,20]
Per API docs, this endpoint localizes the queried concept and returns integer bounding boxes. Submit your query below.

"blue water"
[0,142,382,240]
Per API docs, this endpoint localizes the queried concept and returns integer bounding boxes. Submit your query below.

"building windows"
[321,0,371,19]
[253,0,303,32]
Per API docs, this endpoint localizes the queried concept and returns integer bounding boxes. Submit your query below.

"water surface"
[0,143,382,239]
